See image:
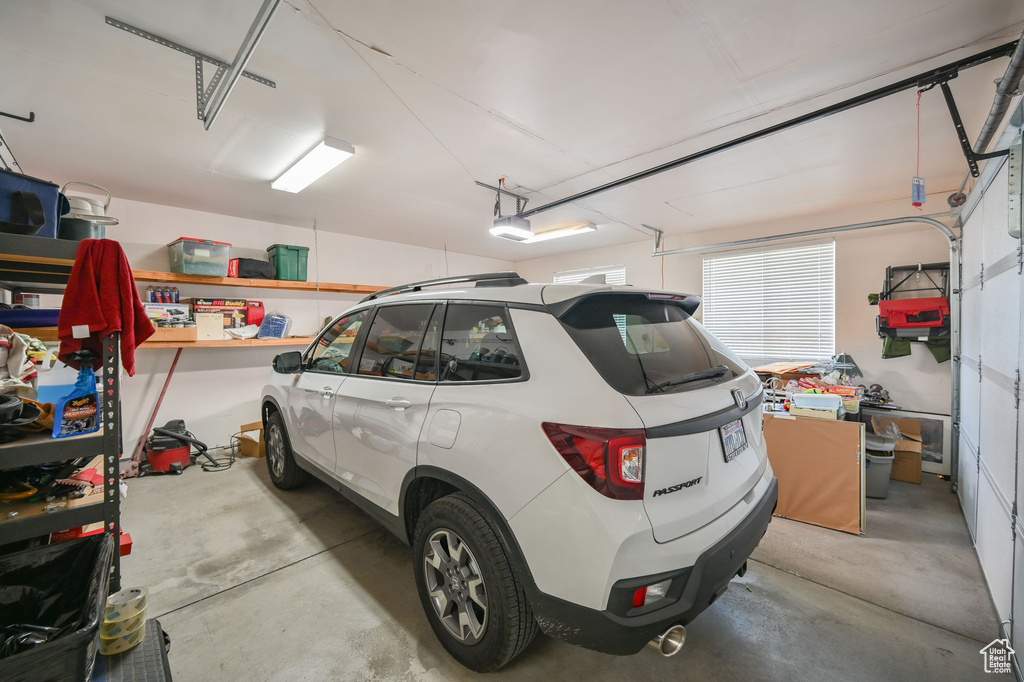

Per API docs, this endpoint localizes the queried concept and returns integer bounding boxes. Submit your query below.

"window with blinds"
[553,264,626,285]
[701,241,835,363]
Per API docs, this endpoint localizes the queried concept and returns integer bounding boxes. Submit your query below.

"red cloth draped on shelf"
[58,239,154,376]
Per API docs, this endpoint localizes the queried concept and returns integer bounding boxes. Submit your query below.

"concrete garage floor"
[121,459,998,681]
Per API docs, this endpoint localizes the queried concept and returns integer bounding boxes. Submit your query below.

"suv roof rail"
[360,272,528,302]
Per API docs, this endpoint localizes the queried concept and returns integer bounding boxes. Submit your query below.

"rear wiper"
[645,365,730,394]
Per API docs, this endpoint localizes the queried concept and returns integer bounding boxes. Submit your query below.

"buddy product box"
[191,298,247,329]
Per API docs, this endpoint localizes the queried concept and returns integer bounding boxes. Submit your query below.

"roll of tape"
[105,588,148,622]
[101,611,145,639]
[100,622,146,656]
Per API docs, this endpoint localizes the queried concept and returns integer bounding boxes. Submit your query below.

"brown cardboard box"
[789,406,839,420]
[149,326,198,343]
[754,361,819,383]
[871,416,923,484]
[238,421,265,458]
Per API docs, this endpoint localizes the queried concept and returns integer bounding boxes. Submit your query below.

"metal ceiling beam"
[513,40,1018,219]
[202,0,282,130]
[105,15,277,126]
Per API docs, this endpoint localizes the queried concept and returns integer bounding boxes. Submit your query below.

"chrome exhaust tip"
[646,624,686,657]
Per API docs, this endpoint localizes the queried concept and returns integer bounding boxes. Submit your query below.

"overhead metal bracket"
[105,15,276,127]
[475,180,530,216]
[200,0,282,131]
[928,73,1010,177]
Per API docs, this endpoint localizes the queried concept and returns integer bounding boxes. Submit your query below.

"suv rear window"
[440,304,522,382]
[559,294,745,395]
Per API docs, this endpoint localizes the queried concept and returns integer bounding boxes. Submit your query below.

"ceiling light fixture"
[522,222,596,243]
[490,215,534,241]
[271,137,354,193]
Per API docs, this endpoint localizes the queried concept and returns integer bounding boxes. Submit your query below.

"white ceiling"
[1,0,1022,260]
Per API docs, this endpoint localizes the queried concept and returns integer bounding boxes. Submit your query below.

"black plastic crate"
[0,534,114,682]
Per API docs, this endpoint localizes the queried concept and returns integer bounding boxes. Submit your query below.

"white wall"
[84,197,512,451]
[515,196,953,415]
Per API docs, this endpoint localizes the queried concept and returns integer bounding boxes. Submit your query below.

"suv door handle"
[320,386,335,399]
[385,398,411,410]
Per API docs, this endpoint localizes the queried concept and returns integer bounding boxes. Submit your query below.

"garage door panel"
[962,202,984,277]
[981,164,1015,267]
[1019,402,1024,523]
[975,469,1013,622]
[978,375,1018,502]
[978,272,1022,378]
[961,286,982,359]
[960,367,981,446]
[958,432,979,539]
[1014,534,1024,657]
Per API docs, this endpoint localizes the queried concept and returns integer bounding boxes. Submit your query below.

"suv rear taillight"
[542,423,646,500]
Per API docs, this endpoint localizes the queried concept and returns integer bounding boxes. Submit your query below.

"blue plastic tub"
[0,308,60,327]
[0,168,66,238]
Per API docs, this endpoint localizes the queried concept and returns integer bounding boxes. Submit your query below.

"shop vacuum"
[144,420,218,475]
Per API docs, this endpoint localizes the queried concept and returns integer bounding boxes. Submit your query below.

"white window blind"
[701,241,835,362]
[553,264,626,285]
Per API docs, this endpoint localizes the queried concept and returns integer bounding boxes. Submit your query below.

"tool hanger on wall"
[0,110,34,124]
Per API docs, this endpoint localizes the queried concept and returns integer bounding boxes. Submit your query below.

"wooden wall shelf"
[132,270,381,295]
[13,328,313,349]
[139,336,314,349]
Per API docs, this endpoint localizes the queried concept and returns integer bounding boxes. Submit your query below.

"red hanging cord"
[911,91,925,209]
[916,90,922,178]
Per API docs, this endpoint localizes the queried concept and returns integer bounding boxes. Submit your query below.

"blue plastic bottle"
[53,363,101,438]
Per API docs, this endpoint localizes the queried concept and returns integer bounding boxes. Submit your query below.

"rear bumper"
[529,476,778,655]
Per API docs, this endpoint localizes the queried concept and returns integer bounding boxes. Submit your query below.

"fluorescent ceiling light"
[490,215,533,241]
[271,137,354,193]
[523,223,596,243]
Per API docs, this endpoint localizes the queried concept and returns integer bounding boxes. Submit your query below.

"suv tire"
[413,494,538,672]
[265,411,309,489]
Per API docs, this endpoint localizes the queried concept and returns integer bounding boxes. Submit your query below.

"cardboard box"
[192,298,247,329]
[143,302,191,322]
[789,406,839,420]
[871,416,923,484]
[754,361,819,383]
[195,313,224,341]
[238,421,265,458]
[149,326,198,343]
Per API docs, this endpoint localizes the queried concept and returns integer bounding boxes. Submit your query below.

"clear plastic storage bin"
[167,238,231,277]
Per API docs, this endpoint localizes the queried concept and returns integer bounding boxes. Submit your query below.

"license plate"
[720,419,748,462]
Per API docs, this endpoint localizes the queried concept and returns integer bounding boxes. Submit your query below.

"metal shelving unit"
[0,234,122,590]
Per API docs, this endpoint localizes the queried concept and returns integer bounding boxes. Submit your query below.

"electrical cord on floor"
[198,435,239,473]
[178,428,237,473]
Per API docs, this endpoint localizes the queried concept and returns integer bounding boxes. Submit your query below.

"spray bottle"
[53,351,101,438]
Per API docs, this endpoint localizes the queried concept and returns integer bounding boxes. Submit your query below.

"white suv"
[261,272,777,672]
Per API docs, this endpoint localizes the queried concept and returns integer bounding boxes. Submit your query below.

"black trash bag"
[0,535,113,663]
[236,258,277,279]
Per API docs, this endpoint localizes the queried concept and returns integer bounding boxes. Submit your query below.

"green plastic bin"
[266,244,309,281]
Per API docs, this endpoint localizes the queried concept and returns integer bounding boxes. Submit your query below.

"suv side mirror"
[273,351,303,374]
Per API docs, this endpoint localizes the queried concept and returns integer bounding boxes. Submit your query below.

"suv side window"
[307,310,368,374]
[357,304,435,379]
[440,304,522,382]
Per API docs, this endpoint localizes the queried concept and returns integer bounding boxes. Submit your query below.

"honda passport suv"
[261,272,778,672]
